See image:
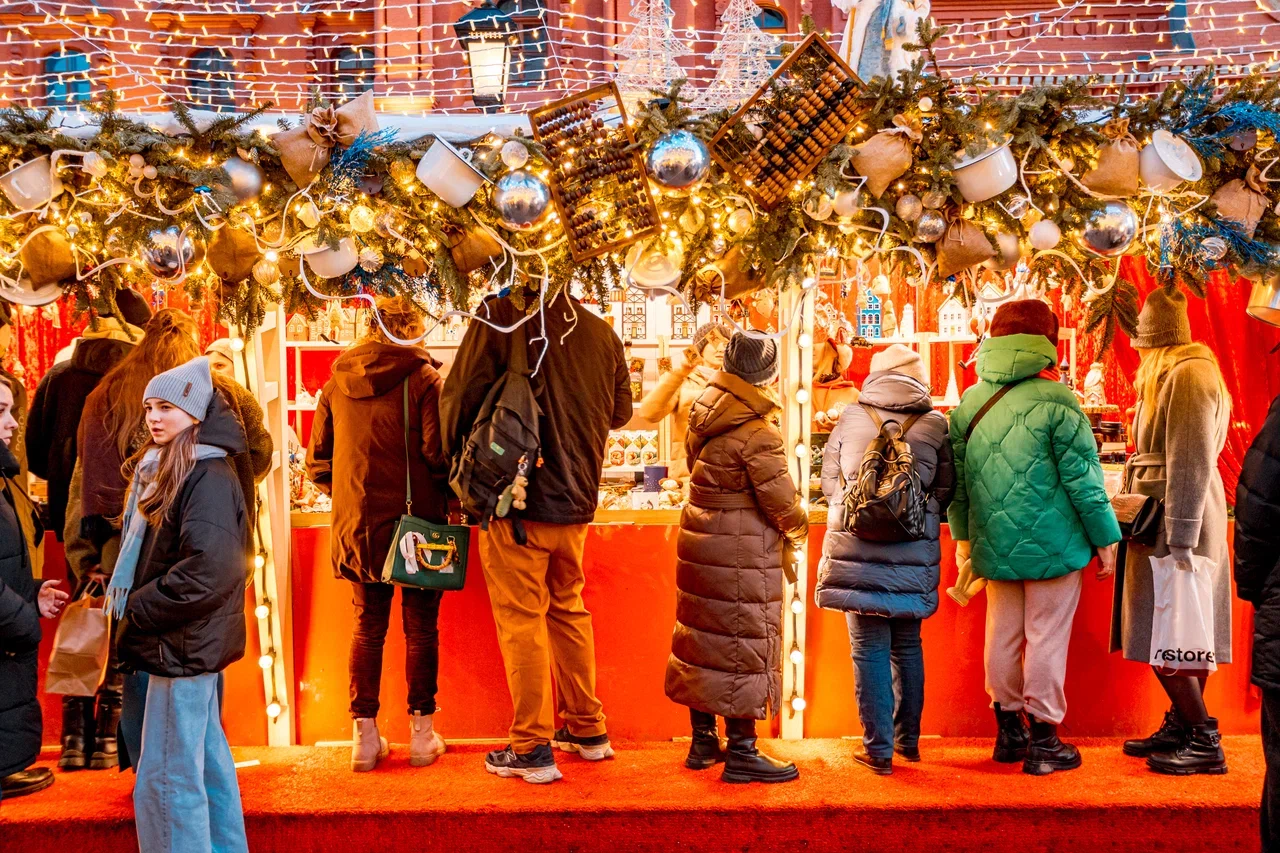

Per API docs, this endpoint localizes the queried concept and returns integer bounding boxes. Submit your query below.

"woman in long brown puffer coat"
[664,333,808,784]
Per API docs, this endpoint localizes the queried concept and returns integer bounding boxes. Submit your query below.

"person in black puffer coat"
[815,345,955,775]
[1235,392,1280,852]
[111,357,248,852]
[0,375,67,801]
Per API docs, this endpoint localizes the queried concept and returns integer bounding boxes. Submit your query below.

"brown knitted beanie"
[1131,287,1192,349]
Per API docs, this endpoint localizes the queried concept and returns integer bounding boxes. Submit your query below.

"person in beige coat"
[637,323,729,480]
[1109,288,1231,776]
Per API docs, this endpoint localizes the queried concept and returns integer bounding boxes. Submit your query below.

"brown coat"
[664,373,808,720]
[307,341,449,584]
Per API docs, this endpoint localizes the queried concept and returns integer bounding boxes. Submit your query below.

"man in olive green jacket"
[948,300,1120,776]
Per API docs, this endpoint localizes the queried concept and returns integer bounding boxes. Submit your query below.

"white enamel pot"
[952,143,1018,203]
[416,139,490,208]
[301,237,359,279]
[1139,129,1203,193]
[0,156,62,211]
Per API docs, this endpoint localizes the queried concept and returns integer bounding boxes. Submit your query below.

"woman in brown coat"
[306,296,449,773]
[664,333,808,784]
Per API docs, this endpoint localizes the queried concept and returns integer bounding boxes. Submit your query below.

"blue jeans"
[846,613,925,760]
[133,672,248,853]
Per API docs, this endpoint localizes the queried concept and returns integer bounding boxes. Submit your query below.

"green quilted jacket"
[947,334,1121,582]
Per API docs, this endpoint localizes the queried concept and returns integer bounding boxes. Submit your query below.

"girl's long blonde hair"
[121,424,201,525]
[1134,343,1231,420]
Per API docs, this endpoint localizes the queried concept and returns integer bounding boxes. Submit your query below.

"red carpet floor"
[0,738,1263,852]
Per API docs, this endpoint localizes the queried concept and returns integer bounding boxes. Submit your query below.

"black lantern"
[454,0,518,112]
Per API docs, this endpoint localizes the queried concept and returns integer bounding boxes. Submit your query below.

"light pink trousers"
[983,571,1083,725]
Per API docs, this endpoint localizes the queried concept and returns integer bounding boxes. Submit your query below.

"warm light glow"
[254,604,270,620]
[791,697,807,712]
[266,702,282,719]
[254,553,266,569]
[258,654,274,670]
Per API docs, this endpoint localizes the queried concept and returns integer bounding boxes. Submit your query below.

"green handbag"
[381,381,470,591]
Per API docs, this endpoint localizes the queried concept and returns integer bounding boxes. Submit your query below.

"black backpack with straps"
[840,404,927,543]
[448,323,543,530]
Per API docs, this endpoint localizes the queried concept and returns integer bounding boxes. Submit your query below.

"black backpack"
[840,404,927,543]
[448,324,542,530]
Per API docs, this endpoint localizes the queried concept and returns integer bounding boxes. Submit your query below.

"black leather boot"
[58,696,91,771]
[1023,715,1082,776]
[90,693,122,770]
[686,709,727,770]
[993,703,1029,763]
[1123,706,1188,757]
[1147,718,1227,776]
[721,717,799,784]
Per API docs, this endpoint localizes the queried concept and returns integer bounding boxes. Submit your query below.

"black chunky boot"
[993,703,1029,763]
[1123,707,1188,757]
[721,717,799,784]
[90,694,122,770]
[686,709,727,770]
[1023,715,1082,776]
[58,696,92,771]
[1147,718,1227,776]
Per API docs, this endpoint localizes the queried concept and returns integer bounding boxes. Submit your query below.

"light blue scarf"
[105,444,229,620]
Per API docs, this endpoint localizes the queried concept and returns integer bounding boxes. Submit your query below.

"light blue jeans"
[133,672,248,853]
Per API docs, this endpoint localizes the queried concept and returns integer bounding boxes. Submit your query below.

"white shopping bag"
[1149,554,1217,673]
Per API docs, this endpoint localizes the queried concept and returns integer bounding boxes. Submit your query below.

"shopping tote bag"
[1149,554,1217,673]
[44,591,111,696]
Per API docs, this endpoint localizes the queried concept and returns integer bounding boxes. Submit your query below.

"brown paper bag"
[276,93,382,188]
[44,593,110,697]
[1081,118,1140,197]
[937,216,995,278]
[850,114,921,198]
[20,229,78,288]
[446,223,503,273]
[694,244,765,302]
[335,91,379,147]
[1212,166,1269,239]
[207,226,261,283]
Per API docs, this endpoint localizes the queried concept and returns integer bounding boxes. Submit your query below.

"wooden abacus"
[530,82,660,263]
[708,33,867,210]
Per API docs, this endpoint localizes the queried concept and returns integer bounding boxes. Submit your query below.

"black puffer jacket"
[1235,393,1280,690]
[27,334,135,538]
[0,442,41,778]
[116,399,250,678]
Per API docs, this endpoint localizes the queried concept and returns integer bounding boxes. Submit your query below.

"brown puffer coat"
[663,373,808,720]
[307,341,449,584]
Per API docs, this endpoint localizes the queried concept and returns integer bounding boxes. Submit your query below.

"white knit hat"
[869,343,926,384]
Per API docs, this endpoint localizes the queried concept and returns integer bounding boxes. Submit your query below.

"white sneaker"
[351,717,389,772]
[551,726,615,761]
[409,711,447,767]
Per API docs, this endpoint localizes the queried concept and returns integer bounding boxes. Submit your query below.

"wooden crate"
[530,82,660,263]
[708,33,866,210]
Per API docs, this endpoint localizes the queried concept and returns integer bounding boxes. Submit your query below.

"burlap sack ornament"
[850,114,921,198]
[206,226,260,283]
[444,222,502,273]
[693,244,765,302]
[402,250,428,278]
[20,228,77,287]
[276,92,381,188]
[1081,118,1140,197]
[936,212,995,278]
[1211,165,1270,239]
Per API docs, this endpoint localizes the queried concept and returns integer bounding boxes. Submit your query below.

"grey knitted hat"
[144,356,214,421]
[1132,288,1192,349]
[692,322,729,354]
[723,332,779,386]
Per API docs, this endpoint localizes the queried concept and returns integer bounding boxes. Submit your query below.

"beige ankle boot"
[409,711,447,767]
[351,717,389,772]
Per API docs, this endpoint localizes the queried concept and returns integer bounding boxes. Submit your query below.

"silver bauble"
[915,210,946,243]
[220,156,265,204]
[142,227,202,279]
[895,194,923,222]
[645,129,711,194]
[1004,194,1030,218]
[252,257,280,286]
[501,140,530,170]
[984,231,1023,271]
[1200,236,1228,261]
[922,190,947,210]
[1077,200,1139,258]
[493,170,551,232]
[1029,219,1062,251]
[832,187,861,218]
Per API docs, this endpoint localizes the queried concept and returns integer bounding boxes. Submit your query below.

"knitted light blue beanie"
[143,356,214,421]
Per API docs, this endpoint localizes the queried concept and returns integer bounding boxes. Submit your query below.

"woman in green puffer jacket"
[948,300,1120,777]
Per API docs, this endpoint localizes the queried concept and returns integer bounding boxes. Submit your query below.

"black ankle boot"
[90,695,122,770]
[1023,715,1082,776]
[993,703,1029,763]
[686,709,727,770]
[1123,707,1188,757]
[58,696,91,771]
[1146,718,1227,776]
[721,717,799,784]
